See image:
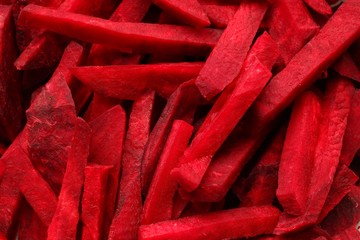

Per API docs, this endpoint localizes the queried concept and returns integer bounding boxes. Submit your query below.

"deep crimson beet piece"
[81,164,112,240]
[83,94,121,122]
[141,79,204,195]
[277,91,322,216]
[109,91,154,240]
[172,32,278,192]
[235,127,286,207]
[47,118,91,240]
[246,0,360,136]
[153,0,210,28]
[88,106,126,237]
[142,120,193,225]
[18,202,47,240]
[340,89,360,165]
[71,63,203,100]
[195,0,268,100]
[139,206,280,240]
[201,5,237,29]
[332,53,360,83]
[171,192,189,219]
[18,4,222,56]
[0,5,24,143]
[303,0,332,16]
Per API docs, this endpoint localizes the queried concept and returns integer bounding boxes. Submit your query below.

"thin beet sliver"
[109,91,155,240]
[172,32,278,192]
[47,118,91,240]
[246,0,360,136]
[88,105,126,237]
[201,5,237,29]
[71,63,203,100]
[139,206,280,240]
[18,5,222,56]
[332,52,360,83]
[195,0,268,100]
[142,120,193,225]
[81,165,112,240]
[277,91,322,216]
[171,191,189,219]
[83,94,121,122]
[303,0,332,16]
[0,5,23,143]
[340,89,360,165]
[152,0,210,28]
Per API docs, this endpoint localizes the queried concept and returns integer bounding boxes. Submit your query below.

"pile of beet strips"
[1,0,360,239]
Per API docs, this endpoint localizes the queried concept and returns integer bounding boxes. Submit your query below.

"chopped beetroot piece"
[172,32,277,192]
[236,127,286,207]
[264,0,319,64]
[18,5,222,56]
[47,118,91,239]
[139,206,280,240]
[83,94,121,122]
[340,89,360,165]
[109,91,154,240]
[0,5,24,143]
[195,0,268,100]
[81,164,112,240]
[303,0,332,16]
[171,192,189,219]
[277,91,322,216]
[332,52,360,83]
[246,0,360,136]
[141,80,204,195]
[71,63,203,100]
[88,106,126,236]
[317,164,358,223]
[19,166,58,226]
[181,202,211,217]
[153,0,210,28]
[142,120,193,225]
[26,42,80,195]
[18,202,47,240]
[202,5,237,29]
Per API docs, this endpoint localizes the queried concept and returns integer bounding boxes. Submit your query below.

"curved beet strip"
[109,92,154,240]
[18,4,222,56]
[153,0,210,28]
[139,206,280,240]
[71,63,203,100]
[195,0,268,100]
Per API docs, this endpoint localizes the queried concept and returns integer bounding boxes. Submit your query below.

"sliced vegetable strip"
[277,91,322,216]
[332,53,360,82]
[18,4,222,56]
[247,0,360,135]
[202,5,237,29]
[153,0,210,28]
[109,91,154,240]
[303,0,332,16]
[172,32,278,192]
[47,118,91,240]
[195,0,268,100]
[142,120,193,225]
[71,63,203,100]
[139,206,280,240]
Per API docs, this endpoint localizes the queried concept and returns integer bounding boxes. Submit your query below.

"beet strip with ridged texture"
[71,63,203,100]
[142,120,193,225]
[14,0,118,70]
[265,0,319,65]
[195,0,268,100]
[201,5,237,29]
[25,42,82,195]
[152,0,210,28]
[141,80,203,195]
[275,77,354,235]
[172,32,278,192]
[88,106,126,238]
[139,206,280,240]
[332,53,360,83]
[340,89,360,165]
[235,127,286,207]
[246,0,360,136]
[47,118,91,240]
[276,91,322,216]
[18,4,222,56]
[81,165,112,240]
[317,164,358,223]
[18,202,47,240]
[109,91,154,240]
[0,5,23,143]
[303,0,332,16]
